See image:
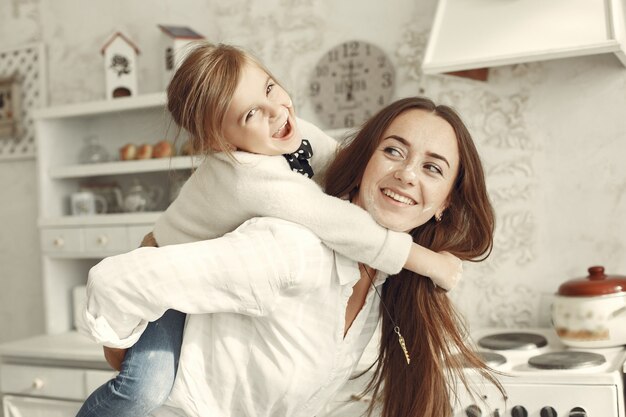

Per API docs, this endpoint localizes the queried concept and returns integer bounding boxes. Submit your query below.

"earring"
[435,212,443,222]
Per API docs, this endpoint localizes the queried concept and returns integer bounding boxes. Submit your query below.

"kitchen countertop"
[0,331,108,369]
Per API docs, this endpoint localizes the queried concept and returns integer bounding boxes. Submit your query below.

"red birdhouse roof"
[100,31,141,55]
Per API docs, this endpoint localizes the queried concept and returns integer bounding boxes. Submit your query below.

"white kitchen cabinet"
[0,93,191,415]
[0,332,115,417]
[423,0,626,74]
[34,92,194,334]
[3,396,81,417]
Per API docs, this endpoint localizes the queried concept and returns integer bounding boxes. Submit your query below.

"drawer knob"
[53,237,65,247]
[97,235,109,246]
[32,377,44,389]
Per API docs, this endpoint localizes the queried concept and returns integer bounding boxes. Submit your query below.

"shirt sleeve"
[80,218,320,348]
[235,158,413,276]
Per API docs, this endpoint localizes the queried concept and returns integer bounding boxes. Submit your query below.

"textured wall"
[1,0,625,344]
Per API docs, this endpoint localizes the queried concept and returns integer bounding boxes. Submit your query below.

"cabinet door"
[422,0,622,73]
[3,395,81,417]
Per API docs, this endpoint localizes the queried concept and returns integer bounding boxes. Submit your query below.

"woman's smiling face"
[353,109,460,232]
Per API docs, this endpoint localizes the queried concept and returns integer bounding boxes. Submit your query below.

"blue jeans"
[76,309,186,417]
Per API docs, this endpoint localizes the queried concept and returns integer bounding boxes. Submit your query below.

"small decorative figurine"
[158,25,204,88]
[100,31,140,99]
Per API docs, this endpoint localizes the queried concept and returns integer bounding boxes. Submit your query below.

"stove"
[455,328,626,417]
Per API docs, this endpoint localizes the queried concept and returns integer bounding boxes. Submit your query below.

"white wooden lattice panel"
[0,43,46,161]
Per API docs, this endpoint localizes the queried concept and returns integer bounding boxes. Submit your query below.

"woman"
[325,97,503,416]
[82,96,502,417]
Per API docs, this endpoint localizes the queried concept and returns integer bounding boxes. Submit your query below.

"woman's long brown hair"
[324,97,505,417]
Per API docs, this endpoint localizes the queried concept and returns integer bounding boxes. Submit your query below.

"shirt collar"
[333,252,388,287]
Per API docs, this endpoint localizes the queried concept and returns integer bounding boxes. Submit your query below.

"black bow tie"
[283,139,314,178]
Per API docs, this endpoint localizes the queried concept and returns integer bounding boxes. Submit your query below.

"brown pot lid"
[558,266,626,296]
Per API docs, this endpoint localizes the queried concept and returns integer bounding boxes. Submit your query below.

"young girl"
[77,43,462,417]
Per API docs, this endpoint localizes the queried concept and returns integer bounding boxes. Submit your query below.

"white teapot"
[113,180,163,213]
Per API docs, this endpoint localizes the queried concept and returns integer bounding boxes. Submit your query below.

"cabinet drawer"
[1,364,87,400]
[3,395,81,417]
[40,228,83,253]
[83,226,128,253]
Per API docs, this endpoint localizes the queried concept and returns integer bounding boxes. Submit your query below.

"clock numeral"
[381,72,393,88]
[314,103,323,114]
[329,113,336,126]
[309,81,321,97]
[378,95,385,106]
[378,56,386,68]
[316,65,329,77]
[342,41,360,59]
[328,49,339,62]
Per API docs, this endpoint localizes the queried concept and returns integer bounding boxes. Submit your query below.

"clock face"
[309,40,395,130]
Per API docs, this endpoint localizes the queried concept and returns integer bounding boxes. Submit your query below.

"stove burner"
[528,351,607,370]
[477,351,507,367]
[478,332,548,351]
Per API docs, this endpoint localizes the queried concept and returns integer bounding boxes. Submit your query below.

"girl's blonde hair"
[167,42,279,155]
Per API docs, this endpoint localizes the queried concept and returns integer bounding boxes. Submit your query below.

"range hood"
[422,0,626,75]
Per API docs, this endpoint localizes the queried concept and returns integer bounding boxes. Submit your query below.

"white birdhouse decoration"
[101,31,140,99]
[158,25,204,88]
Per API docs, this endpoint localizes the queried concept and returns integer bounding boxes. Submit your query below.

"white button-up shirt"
[83,217,386,417]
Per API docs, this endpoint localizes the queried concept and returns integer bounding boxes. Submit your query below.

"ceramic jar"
[552,266,626,348]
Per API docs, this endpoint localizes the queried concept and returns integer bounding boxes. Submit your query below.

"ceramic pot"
[552,266,626,348]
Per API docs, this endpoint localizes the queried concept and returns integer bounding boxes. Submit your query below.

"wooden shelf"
[49,155,200,179]
[39,212,161,227]
[33,92,166,120]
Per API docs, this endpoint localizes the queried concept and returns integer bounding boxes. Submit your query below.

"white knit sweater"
[152,118,411,274]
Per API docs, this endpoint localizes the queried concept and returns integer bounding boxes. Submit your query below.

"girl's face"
[353,109,460,232]
[221,61,302,155]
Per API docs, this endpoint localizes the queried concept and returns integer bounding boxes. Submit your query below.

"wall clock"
[309,40,395,130]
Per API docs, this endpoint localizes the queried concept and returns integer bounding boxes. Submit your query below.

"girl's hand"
[140,231,158,247]
[429,251,463,291]
[405,244,463,291]
[103,346,126,371]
